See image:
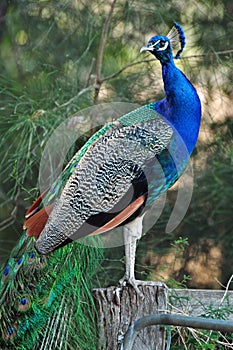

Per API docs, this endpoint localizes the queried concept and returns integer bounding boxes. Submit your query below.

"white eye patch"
[146,39,169,52]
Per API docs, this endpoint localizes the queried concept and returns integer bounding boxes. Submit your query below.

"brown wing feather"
[23,204,54,238]
[89,194,146,236]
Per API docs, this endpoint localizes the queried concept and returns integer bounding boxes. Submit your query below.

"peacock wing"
[35,105,173,254]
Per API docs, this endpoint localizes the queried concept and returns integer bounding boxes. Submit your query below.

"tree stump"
[93,282,167,350]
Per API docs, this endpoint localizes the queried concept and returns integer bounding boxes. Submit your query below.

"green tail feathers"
[0,235,103,349]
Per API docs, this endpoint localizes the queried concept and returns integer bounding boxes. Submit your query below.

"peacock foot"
[119,275,145,298]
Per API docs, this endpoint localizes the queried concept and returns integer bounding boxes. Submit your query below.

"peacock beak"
[140,44,154,53]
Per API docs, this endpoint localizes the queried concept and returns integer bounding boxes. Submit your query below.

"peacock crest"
[167,22,186,59]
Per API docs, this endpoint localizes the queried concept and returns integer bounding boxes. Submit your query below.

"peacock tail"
[0,235,103,349]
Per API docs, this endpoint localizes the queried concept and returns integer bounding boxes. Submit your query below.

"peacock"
[0,22,201,348]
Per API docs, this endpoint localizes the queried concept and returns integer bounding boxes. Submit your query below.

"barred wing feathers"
[35,106,173,254]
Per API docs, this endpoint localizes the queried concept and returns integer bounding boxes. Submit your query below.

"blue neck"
[154,60,202,154]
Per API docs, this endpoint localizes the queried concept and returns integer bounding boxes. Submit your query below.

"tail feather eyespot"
[18,295,31,312]
[3,325,18,341]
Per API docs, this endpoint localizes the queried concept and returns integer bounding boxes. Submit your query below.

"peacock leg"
[119,215,145,297]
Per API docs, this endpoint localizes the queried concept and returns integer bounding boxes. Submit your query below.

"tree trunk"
[93,282,167,350]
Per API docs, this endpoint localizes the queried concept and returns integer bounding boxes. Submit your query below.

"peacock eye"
[157,40,169,51]
[159,41,166,47]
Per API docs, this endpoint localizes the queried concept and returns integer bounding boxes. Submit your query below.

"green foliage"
[172,237,189,252]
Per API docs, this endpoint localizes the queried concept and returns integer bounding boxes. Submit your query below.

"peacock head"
[140,35,173,63]
[140,22,186,64]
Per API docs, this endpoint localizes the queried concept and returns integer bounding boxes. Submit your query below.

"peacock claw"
[119,276,145,299]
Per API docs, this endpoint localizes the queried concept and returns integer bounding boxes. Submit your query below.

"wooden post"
[93,282,167,350]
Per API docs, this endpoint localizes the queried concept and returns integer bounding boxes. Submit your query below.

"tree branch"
[53,84,98,111]
[102,58,155,82]
[85,58,96,88]
[182,48,233,59]
[94,0,117,104]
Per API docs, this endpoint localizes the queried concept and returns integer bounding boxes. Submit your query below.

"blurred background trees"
[0,0,232,290]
